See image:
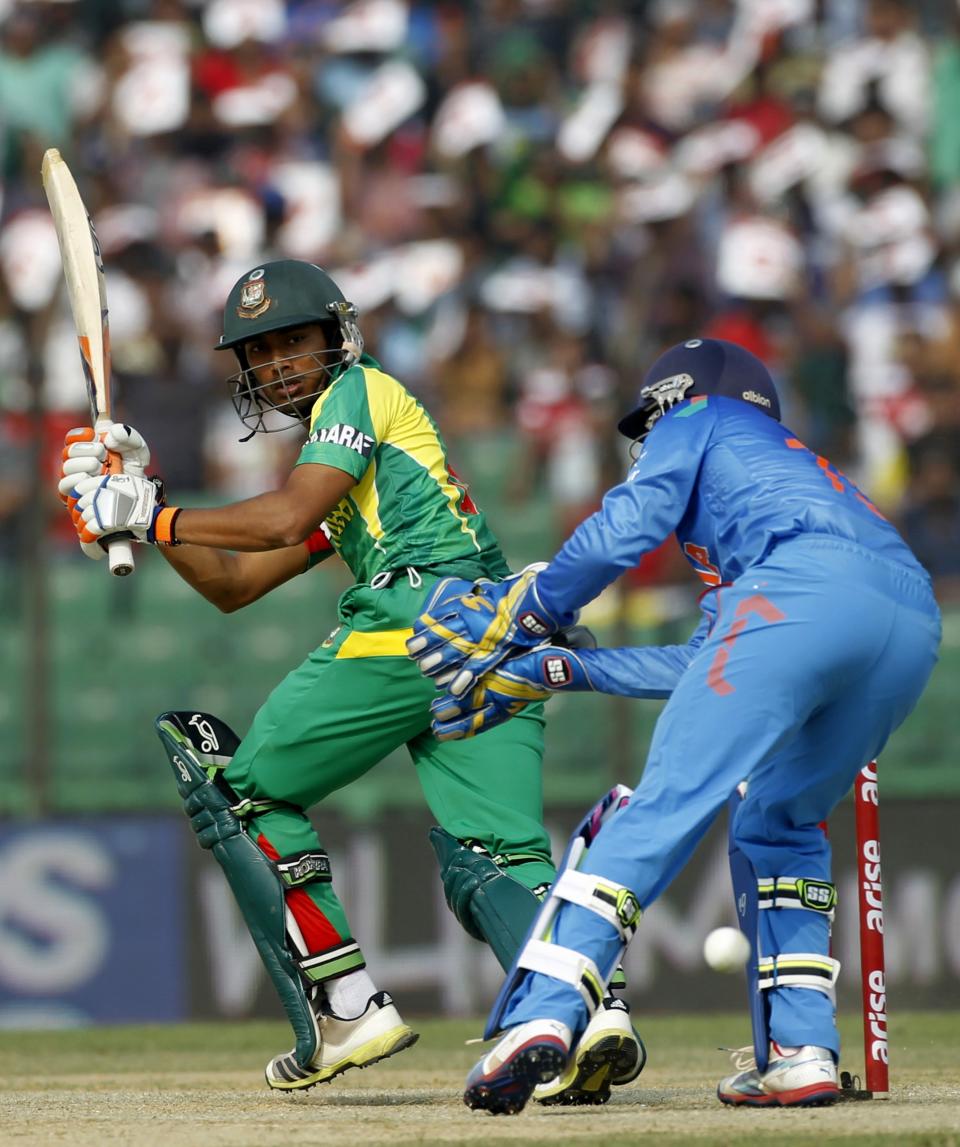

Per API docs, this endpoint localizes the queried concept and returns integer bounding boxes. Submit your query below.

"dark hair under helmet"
[617,338,781,441]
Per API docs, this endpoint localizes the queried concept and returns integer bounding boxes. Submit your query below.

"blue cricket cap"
[618,338,781,440]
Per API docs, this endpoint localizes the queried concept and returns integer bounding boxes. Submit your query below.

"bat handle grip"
[107,536,135,577]
[104,444,136,577]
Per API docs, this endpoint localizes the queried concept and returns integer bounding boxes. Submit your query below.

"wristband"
[153,506,182,546]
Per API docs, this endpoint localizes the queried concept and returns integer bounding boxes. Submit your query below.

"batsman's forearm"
[172,492,318,551]
[159,544,256,610]
[159,543,307,612]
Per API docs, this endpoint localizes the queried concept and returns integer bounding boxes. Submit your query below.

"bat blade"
[42,148,134,577]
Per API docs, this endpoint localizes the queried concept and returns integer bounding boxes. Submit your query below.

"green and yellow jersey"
[297,355,509,584]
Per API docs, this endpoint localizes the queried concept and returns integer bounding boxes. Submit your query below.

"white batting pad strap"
[553,869,642,941]
[518,939,605,1012]
[757,952,841,997]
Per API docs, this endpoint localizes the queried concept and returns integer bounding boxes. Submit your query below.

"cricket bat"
[41,147,134,576]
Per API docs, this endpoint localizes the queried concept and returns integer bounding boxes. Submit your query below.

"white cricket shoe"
[534,997,646,1106]
[717,1042,839,1107]
[463,1019,573,1115]
[265,990,418,1091]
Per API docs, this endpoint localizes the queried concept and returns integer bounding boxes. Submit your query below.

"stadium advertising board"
[185,801,960,1018]
[0,818,185,1026]
[0,803,957,1027]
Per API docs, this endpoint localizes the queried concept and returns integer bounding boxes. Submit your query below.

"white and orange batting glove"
[72,471,179,547]
[59,427,106,558]
[100,423,151,478]
[58,423,152,557]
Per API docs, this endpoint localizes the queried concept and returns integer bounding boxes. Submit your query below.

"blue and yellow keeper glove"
[406,564,575,699]
[427,628,598,741]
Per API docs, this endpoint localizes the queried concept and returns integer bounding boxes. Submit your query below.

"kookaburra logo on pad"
[188,714,220,754]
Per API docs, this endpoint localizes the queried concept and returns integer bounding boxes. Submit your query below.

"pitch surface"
[1,1013,957,1147]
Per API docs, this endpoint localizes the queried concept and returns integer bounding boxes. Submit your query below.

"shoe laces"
[720,1045,757,1072]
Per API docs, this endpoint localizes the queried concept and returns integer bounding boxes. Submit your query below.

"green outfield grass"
[0,1011,957,1147]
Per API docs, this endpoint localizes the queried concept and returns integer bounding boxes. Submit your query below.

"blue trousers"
[503,538,940,1055]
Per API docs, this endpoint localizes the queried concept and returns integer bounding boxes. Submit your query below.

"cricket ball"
[703,927,751,973]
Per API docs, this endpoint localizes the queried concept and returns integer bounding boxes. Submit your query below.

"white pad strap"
[758,876,837,919]
[518,939,605,1011]
[757,952,841,997]
[553,869,642,942]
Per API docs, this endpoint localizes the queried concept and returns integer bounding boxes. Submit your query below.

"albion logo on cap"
[237,268,272,319]
[743,389,772,408]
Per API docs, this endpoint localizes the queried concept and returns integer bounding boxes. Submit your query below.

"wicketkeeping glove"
[73,472,180,546]
[406,574,495,681]
[429,640,596,741]
[406,564,575,698]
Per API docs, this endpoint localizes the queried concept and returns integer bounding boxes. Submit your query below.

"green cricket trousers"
[224,574,555,984]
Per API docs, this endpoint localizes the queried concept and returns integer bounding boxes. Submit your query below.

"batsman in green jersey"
[60,260,643,1099]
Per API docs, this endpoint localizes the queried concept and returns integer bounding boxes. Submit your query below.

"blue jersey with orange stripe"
[496,399,941,1059]
[537,395,928,615]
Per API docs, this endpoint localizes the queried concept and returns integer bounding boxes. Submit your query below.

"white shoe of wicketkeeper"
[717,1042,839,1107]
[534,997,647,1106]
[265,990,419,1091]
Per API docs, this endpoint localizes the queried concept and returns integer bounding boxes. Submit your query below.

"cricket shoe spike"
[463,1019,572,1116]
[534,997,646,1106]
[717,1042,840,1107]
[265,991,418,1091]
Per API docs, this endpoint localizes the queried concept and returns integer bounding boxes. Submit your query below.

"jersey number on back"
[785,438,884,519]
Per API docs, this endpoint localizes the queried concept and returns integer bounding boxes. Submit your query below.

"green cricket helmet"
[216,259,364,437]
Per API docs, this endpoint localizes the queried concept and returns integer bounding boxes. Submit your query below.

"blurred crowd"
[2,0,960,601]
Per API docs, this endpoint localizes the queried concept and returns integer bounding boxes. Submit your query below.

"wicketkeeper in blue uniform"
[407,338,941,1114]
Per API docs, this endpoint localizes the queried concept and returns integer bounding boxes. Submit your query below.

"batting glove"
[59,424,155,558]
[407,565,574,698]
[101,423,151,477]
[73,472,180,547]
[59,427,109,559]
[58,426,105,498]
[58,423,152,501]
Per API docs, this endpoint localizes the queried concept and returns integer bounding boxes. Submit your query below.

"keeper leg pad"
[485,784,635,1039]
[757,953,840,994]
[757,879,840,1006]
[156,710,324,1067]
[728,786,770,1070]
[729,786,840,1071]
[759,876,837,918]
